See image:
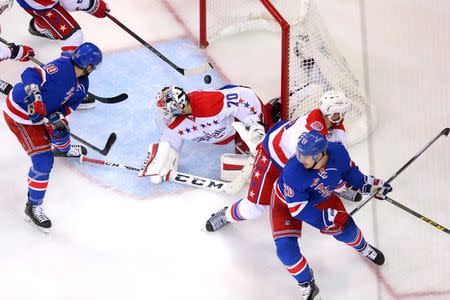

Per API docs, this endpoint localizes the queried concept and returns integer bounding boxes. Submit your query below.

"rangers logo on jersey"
[283,183,295,198]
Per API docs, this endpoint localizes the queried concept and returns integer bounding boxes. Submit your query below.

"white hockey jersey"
[0,44,11,61]
[263,108,347,169]
[160,86,265,152]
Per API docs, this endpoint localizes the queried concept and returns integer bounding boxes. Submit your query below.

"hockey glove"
[320,208,349,235]
[24,84,46,123]
[45,111,69,138]
[86,0,110,18]
[9,44,35,62]
[361,175,393,200]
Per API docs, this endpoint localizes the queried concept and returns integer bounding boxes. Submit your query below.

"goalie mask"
[0,0,13,15]
[156,86,187,123]
[319,90,352,124]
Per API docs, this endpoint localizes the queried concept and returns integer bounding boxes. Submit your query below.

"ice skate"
[53,144,87,157]
[299,279,321,300]
[77,95,96,110]
[335,187,362,202]
[360,243,385,265]
[28,18,56,40]
[25,202,52,233]
[205,207,230,232]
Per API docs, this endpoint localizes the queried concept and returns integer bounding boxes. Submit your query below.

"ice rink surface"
[0,1,449,299]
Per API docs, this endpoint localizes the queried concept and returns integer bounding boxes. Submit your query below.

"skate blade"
[77,103,96,110]
[24,217,51,234]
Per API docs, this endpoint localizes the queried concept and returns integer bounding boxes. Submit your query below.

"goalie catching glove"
[361,175,393,200]
[232,115,265,156]
[138,141,179,184]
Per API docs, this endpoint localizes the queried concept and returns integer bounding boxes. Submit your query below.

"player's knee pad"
[31,151,54,174]
[61,29,83,46]
[275,237,301,265]
[333,217,358,243]
[227,198,268,221]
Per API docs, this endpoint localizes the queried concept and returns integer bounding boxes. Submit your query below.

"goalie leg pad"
[220,153,251,181]
[139,142,179,178]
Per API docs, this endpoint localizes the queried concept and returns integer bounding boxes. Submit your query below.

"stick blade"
[100,133,117,156]
[89,93,128,104]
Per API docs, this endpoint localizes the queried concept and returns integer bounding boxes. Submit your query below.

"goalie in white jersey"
[138,84,274,183]
[205,90,361,232]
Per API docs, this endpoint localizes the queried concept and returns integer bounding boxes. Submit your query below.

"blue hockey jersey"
[277,142,366,229]
[4,53,88,125]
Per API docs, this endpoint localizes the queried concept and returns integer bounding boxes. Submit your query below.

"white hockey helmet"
[156,86,188,123]
[0,0,13,15]
[319,90,352,124]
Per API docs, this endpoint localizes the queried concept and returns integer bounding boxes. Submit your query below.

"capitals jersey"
[277,142,365,230]
[3,54,89,125]
[160,86,265,152]
[17,0,59,10]
[263,108,347,169]
[17,0,87,11]
[0,45,11,61]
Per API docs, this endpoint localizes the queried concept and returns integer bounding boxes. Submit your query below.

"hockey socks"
[27,166,50,205]
[275,237,313,284]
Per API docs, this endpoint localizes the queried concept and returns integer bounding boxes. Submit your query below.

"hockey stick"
[384,196,450,235]
[79,155,250,194]
[105,13,213,76]
[350,127,450,216]
[0,75,117,156]
[70,132,116,156]
[26,56,128,104]
[0,78,13,95]
[0,37,128,104]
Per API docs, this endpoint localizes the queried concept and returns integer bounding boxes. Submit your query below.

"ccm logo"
[173,174,224,189]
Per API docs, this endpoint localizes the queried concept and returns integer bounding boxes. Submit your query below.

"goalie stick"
[350,127,450,216]
[105,13,213,76]
[0,37,128,104]
[79,155,251,194]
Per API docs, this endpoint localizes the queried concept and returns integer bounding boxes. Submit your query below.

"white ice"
[0,1,449,299]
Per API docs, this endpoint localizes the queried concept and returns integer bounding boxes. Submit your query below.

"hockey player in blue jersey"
[2,42,102,233]
[271,130,392,299]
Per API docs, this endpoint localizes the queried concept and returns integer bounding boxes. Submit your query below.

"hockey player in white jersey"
[0,0,34,62]
[205,90,361,232]
[138,85,274,183]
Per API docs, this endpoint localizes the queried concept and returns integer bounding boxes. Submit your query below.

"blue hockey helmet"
[296,130,328,162]
[71,42,103,70]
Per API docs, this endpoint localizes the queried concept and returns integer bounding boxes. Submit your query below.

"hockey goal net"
[199,0,375,144]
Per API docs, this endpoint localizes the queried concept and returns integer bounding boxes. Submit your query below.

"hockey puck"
[204,75,212,84]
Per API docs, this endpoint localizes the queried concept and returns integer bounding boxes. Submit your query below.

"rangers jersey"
[3,53,89,125]
[263,108,347,169]
[160,86,265,152]
[276,142,365,229]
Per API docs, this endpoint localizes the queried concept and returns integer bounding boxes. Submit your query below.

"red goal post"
[199,0,375,145]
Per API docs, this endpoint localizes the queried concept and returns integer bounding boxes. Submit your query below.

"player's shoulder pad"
[305,109,327,134]
[282,156,310,189]
[327,142,351,165]
[189,91,224,117]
